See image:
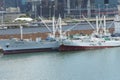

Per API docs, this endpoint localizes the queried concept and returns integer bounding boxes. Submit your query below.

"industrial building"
[0,0,4,10]
[64,0,118,18]
[25,0,118,18]
[0,0,119,18]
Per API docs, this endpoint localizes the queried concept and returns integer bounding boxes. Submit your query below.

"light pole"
[105,4,109,16]
[40,0,42,17]
[51,0,55,17]
[67,0,70,15]
[0,11,5,27]
[35,2,37,18]
[87,0,91,18]
[49,5,51,19]
[79,4,81,18]
[31,0,36,18]
[98,4,100,17]
[53,5,55,16]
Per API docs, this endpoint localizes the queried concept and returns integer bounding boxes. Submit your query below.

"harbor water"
[0,47,120,80]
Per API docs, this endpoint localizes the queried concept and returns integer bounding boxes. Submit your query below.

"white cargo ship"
[59,15,120,51]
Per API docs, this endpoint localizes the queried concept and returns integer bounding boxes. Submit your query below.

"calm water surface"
[0,48,120,80]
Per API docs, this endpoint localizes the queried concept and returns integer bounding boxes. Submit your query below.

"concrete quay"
[0,28,114,40]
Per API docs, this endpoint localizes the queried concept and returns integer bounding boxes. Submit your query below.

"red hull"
[2,48,56,55]
[59,44,114,51]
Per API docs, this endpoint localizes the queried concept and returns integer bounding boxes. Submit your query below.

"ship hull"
[59,44,119,51]
[2,48,57,55]
[0,39,59,55]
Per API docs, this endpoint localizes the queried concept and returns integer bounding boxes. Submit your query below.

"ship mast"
[52,16,55,38]
[20,25,23,40]
[59,15,62,40]
[103,15,106,35]
[96,16,99,34]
